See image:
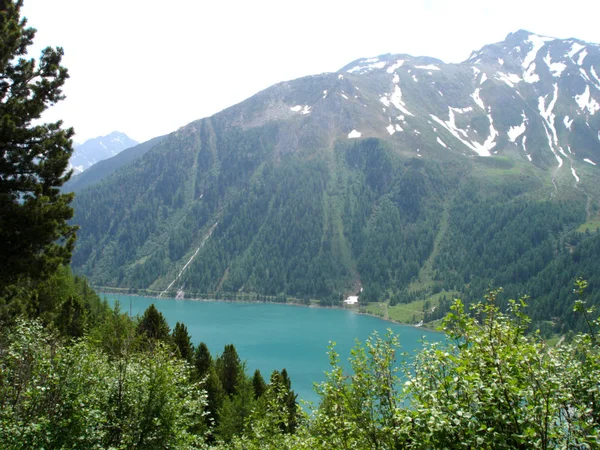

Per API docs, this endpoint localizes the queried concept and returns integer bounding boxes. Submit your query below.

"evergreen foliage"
[137,303,170,342]
[251,369,267,399]
[172,321,194,363]
[216,344,242,397]
[194,341,213,379]
[69,115,598,329]
[0,0,77,295]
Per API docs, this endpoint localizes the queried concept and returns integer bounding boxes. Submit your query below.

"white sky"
[21,0,600,144]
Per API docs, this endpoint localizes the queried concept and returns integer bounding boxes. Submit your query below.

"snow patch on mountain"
[415,64,440,71]
[290,105,312,114]
[523,63,540,83]
[577,49,588,65]
[563,115,574,130]
[538,84,564,167]
[508,113,527,142]
[471,88,485,110]
[584,158,596,165]
[348,130,362,139]
[381,81,414,117]
[522,135,532,161]
[567,42,585,59]
[472,109,499,157]
[543,52,566,77]
[347,59,386,74]
[437,137,448,148]
[522,34,553,69]
[538,84,560,145]
[590,66,600,86]
[386,124,395,135]
[575,86,600,114]
[386,60,404,73]
[430,106,494,157]
[571,167,580,182]
[496,72,522,87]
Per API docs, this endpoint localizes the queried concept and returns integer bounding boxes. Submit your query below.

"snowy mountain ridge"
[69,131,138,174]
[246,29,600,186]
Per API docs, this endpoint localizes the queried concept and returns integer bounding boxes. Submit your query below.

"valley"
[69,30,600,335]
[3,0,600,444]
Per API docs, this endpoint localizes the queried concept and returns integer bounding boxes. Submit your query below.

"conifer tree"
[0,0,77,294]
[193,342,213,379]
[251,369,267,399]
[172,321,194,362]
[137,304,170,342]
[216,344,242,396]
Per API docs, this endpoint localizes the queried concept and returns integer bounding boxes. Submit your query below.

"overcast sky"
[21,0,600,144]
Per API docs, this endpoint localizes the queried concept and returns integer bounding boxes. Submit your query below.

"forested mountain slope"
[71,30,600,331]
[64,134,167,194]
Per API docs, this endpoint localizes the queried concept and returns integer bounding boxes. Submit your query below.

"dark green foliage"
[90,300,138,357]
[137,304,170,342]
[278,369,299,433]
[194,341,213,379]
[0,263,109,338]
[251,369,267,399]
[216,344,242,397]
[172,321,194,363]
[430,179,595,331]
[215,375,256,442]
[55,295,87,338]
[0,0,77,295]
[203,365,225,431]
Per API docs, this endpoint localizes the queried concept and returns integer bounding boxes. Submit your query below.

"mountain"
[64,135,167,194]
[71,30,600,333]
[68,131,138,174]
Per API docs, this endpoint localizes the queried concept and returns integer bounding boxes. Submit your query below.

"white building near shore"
[344,296,359,305]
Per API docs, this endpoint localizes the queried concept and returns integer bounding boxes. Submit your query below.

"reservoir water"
[106,294,441,405]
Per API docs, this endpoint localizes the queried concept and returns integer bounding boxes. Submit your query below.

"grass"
[361,290,461,325]
[577,212,600,233]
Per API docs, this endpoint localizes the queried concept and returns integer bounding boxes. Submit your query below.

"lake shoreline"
[98,290,439,332]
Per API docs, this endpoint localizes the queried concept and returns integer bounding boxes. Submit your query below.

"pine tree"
[251,369,267,399]
[193,342,213,379]
[0,0,77,294]
[171,321,194,362]
[216,344,242,397]
[137,304,170,342]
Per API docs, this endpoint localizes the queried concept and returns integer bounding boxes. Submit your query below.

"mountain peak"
[69,131,138,174]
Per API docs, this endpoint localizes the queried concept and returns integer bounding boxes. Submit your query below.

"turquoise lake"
[106,294,441,405]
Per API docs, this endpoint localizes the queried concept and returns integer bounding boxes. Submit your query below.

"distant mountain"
[71,30,600,333]
[64,135,167,194]
[69,131,138,174]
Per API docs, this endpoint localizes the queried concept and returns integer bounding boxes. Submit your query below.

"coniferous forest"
[2,0,600,448]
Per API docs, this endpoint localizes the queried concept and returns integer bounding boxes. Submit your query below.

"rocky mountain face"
[71,31,600,331]
[69,131,138,174]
